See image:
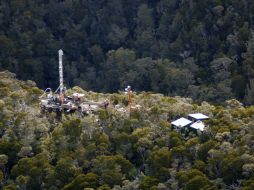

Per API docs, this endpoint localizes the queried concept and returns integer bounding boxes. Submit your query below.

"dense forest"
[1,71,254,189]
[1,0,254,104]
[3,1,254,189]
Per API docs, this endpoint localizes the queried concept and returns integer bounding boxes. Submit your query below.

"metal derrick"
[39,50,109,117]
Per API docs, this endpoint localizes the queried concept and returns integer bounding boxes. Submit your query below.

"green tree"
[11,153,53,190]
[91,155,136,187]
[63,173,99,190]
[139,176,159,190]
[147,147,172,181]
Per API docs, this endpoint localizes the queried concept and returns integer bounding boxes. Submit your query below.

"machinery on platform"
[39,49,109,116]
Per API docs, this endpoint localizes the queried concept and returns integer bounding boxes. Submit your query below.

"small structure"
[125,85,132,113]
[190,120,205,132]
[171,113,209,134]
[188,113,209,122]
[171,117,192,128]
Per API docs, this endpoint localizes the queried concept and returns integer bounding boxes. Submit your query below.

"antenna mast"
[58,49,64,105]
[58,49,64,95]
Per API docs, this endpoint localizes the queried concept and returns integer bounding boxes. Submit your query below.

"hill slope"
[1,71,254,189]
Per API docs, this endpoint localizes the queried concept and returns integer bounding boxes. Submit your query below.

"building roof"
[171,117,192,128]
[188,113,209,120]
[190,120,205,131]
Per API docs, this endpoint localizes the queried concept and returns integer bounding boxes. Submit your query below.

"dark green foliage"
[197,140,217,161]
[91,155,136,187]
[54,157,78,187]
[0,140,21,168]
[11,153,53,190]
[63,174,90,190]
[147,148,172,181]
[221,154,243,184]
[139,176,159,190]
[242,179,254,190]
[1,0,254,103]
[177,169,215,190]
[2,70,254,189]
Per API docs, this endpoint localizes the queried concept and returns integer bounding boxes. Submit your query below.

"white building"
[190,120,205,132]
[188,113,209,121]
[171,117,192,128]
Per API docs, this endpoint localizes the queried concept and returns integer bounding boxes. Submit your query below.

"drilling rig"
[39,50,109,116]
[40,49,78,114]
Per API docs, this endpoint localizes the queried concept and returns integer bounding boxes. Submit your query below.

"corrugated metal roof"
[190,120,205,131]
[188,113,209,120]
[171,117,192,128]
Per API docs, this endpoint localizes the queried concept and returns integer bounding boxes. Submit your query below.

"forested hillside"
[1,0,254,104]
[1,71,254,189]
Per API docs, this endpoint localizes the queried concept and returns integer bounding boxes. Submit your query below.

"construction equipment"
[39,49,109,116]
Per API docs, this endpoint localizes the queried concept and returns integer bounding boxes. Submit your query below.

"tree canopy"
[1,0,254,104]
[1,71,254,189]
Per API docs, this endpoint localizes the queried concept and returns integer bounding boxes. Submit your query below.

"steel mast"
[58,49,64,104]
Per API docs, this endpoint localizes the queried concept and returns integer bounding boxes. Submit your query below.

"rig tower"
[58,49,64,104]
